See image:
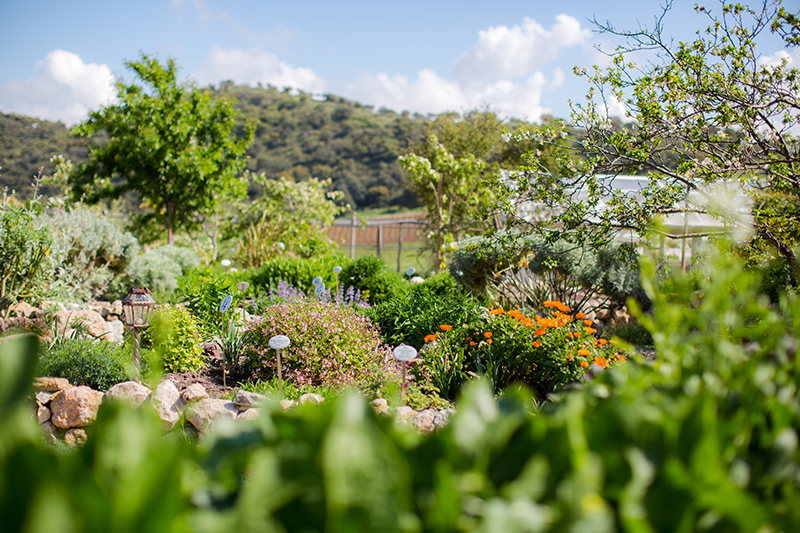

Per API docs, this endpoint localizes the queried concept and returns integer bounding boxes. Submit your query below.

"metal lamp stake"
[392,345,417,402]
[269,335,291,397]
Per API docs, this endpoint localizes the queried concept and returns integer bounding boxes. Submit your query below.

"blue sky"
[0,0,795,125]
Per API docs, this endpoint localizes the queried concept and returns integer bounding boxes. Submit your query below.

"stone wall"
[33,377,455,444]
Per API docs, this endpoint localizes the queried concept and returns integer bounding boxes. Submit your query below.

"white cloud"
[452,14,590,86]
[759,48,800,68]
[192,45,325,94]
[344,15,589,122]
[0,50,116,125]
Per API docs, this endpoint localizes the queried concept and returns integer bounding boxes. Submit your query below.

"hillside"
[0,85,434,207]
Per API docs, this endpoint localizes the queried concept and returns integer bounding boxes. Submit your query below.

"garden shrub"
[44,206,139,303]
[449,230,649,316]
[109,245,200,302]
[178,267,240,335]
[248,254,350,295]
[0,199,51,315]
[338,255,406,305]
[145,305,205,372]
[37,338,150,390]
[243,300,393,391]
[366,282,485,349]
[414,301,622,400]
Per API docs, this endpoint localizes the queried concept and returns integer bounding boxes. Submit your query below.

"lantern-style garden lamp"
[121,287,157,377]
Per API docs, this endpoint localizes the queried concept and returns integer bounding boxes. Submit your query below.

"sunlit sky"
[0,0,795,126]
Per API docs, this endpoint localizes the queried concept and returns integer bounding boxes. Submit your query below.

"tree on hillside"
[508,1,800,284]
[69,54,254,245]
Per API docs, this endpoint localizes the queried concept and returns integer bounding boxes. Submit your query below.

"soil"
[164,350,251,399]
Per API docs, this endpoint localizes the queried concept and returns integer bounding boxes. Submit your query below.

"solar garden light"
[121,287,157,378]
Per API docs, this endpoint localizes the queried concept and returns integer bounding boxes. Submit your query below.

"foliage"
[338,254,406,305]
[108,244,201,302]
[0,196,51,315]
[145,305,205,373]
[366,282,486,350]
[5,234,800,533]
[68,54,254,245]
[248,254,350,295]
[44,205,140,302]
[450,231,648,316]
[243,300,393,391]
[506,1,800,283]
[37,337,150,391]
[236,174,347,266]
[238,376,335,402]
[416,303,622,400]
[179,267,240,335]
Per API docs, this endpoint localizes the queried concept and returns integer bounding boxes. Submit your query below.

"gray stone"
[33,377,70,392]
[10,301,38,318]
[152,380,183,428]
[182,383,208,402]
[433,408,457,429]
[234,390,267,410]
[237,408,261,421]
[64,428,88,446]
[40,421,57,443]
[393,406,416,422]
[35,391,53,406]
[299,393,325,405]
[54,308,107,339]
[37,405,51,424]
[106,381,151,408]
[280,400,296,410]
[186,398,238,432]
[412,409,438,433]
[50,386,104,428]
[370,398,390,415]
[102,318,125,344]
[110,300,123,316]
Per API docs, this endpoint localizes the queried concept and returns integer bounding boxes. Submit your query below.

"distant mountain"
[0,85,438,208]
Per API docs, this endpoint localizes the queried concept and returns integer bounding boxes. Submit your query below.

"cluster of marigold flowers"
[422,300,623,370]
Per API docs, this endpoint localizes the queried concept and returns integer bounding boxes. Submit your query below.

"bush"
[145,305,205,372]
[338,255,406,305]
[248,254,350,295]
[0,199,51,314]
[109,245,200,302]
[243,300,393,390]
[366,282,485,349]
[178,267,240,335]
[414,302,622,400]
[449,231,649,316]
[37,338,150,390]
[44,206,139,303]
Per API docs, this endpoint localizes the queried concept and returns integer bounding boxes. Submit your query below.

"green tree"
[237,173,347,267]
[509,1,800,276]
[69,54,254,245]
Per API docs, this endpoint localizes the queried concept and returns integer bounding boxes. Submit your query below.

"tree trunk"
[166,202,176,245]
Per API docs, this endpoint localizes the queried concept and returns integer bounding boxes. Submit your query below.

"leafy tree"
[236,173,347,267]
[68,54,254,245]
[507,1,800,279]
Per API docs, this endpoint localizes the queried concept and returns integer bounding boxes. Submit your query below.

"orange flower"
[440,324,452,331]
[580,361,589,368]
[597,338,608,346]
[571,331,581,338]
[424,334,437,343]
[487,339,493,344]
[583,319,593,326]
[544,301,558,308]
[593,357,609,368]
[490,308,505,315]
[483,332,492,338]
[557,303,570,313]
[586,327,596,335]
[507,310,520,317]
[617,355,626,362]
[469,341,476,346]
[532,341,541,348]
[575,312,586,319]
[566,354,574,361]
[522,319,534,327]
[577,349,591,356]
[534,328,546,337]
